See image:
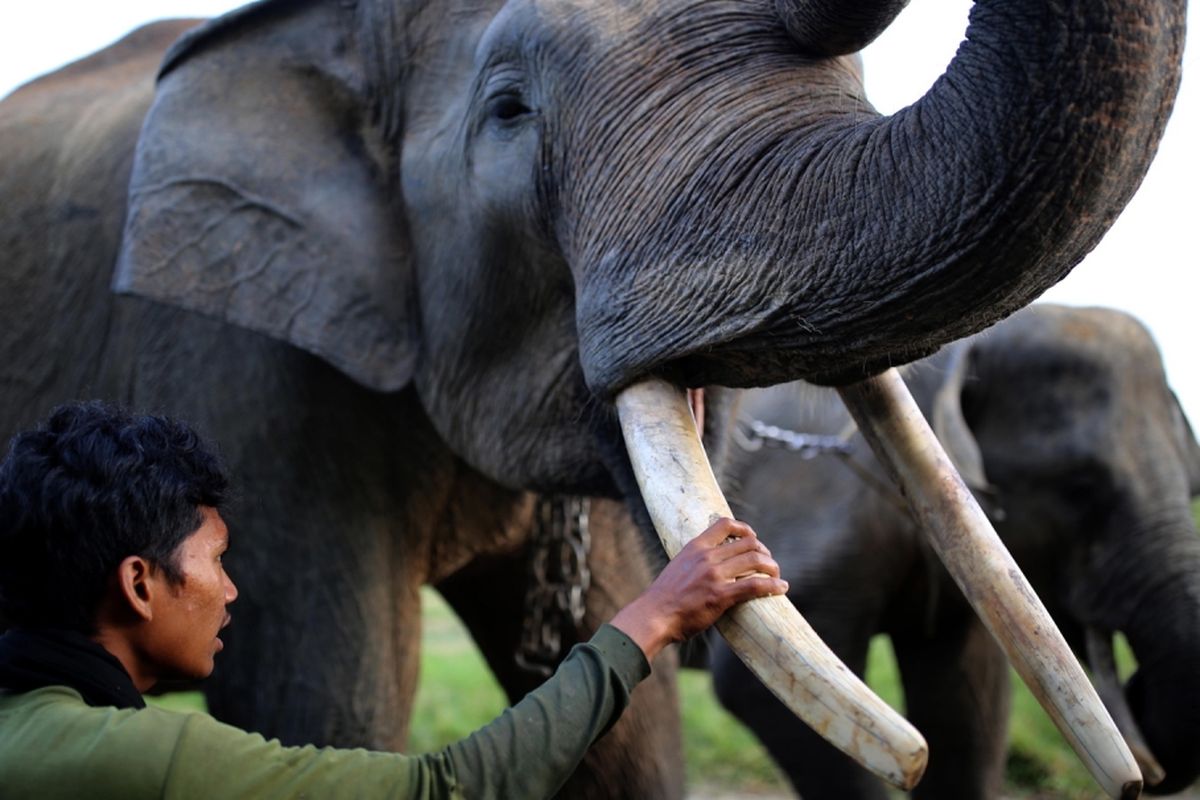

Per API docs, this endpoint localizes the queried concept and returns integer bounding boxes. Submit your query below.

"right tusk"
[838,369,1142,800]
[1085,628,1167,787]
[617,377,928,790]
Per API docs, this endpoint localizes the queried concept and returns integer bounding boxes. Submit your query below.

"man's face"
[144,506,238,681]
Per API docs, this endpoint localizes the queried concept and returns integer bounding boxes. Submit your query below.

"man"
[0,401,786,798]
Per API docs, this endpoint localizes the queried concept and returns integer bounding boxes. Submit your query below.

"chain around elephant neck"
[515,496,592,678]
[736,418,911,514]
[734,419,856,458]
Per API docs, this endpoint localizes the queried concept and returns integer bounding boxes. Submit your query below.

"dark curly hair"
[0,401,228,633]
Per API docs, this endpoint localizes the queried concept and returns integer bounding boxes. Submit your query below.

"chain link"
[515,496,592,677]
[734,419,855,458]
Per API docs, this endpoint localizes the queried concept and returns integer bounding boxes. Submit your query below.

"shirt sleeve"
[444,623,651,799]
[162,623,650,800]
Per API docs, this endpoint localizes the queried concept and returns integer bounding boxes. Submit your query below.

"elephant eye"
[487,92,534,123]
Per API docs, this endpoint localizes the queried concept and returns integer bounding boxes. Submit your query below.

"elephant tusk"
[616,377,928,790]
[1085,628,1167,787]
[837,369,1143,800]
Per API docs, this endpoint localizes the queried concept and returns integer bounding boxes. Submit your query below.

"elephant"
[710,303,1200,798]
[0,0,1185,795]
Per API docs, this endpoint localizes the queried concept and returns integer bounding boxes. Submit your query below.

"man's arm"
[160,518,784,799]
[445,517,787,799]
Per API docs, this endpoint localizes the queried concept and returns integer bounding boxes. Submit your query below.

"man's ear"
[114,556,157,623]
[114,1,418,392]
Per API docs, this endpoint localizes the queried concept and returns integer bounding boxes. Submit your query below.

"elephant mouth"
[1085,627,1168,788]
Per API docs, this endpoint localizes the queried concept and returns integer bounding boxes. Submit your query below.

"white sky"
[2,2,1197,420]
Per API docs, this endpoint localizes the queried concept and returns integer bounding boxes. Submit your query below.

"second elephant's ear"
[114,1,416,391]
[931,343,989,494]
[1169,390,1200,497]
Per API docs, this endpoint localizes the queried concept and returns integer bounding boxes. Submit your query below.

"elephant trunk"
[1118,550,1200,795]
[779,0,1186,386]
[575,0,1185,395]
[774,0,910,57]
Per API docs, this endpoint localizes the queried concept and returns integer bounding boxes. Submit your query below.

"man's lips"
[216,614,232,651]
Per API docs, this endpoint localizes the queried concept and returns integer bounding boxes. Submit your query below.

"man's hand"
[610,518,788,662]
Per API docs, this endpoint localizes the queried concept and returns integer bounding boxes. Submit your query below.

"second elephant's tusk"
[1085,628,1167,787]
[838,368,1142,800]
[616,377,928,790]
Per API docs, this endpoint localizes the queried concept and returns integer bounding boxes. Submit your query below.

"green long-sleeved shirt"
[0,624,649,799]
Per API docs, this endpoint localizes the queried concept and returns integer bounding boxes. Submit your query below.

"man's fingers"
[694,517,755,547]
[716,550,781,580]
[723,575,789,604]
[710,534,770,562]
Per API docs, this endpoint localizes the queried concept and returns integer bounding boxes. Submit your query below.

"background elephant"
[711,303,1200,798]
[0,0,1184,796]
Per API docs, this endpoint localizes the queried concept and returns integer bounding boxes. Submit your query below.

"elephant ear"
[114,1,416,391]
[1169,391,1200,497]
[930,342,990,493]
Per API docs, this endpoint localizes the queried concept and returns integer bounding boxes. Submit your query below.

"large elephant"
[0,0,1185,794]
[712,303,1200,798]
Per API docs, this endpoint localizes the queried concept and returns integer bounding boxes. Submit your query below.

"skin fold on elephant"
[0,0,1185,794]
[710,304,1200,799]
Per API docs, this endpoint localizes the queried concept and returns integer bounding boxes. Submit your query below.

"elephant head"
[110,0,1184,788]
[115,0,1183,491]
[952,305,1200,794]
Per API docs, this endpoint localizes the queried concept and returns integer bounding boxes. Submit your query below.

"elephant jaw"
[616,377,929,790]
[837,371,1142,799]
[1086,628,1167,788]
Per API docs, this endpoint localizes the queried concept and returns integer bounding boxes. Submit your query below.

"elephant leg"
[437,498,685,800]
[203,494,424,752]
[710,611,888,800]
[891,610,1011,800]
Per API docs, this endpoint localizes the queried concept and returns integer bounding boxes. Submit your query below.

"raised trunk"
[575,0,1185,395]
[775,0,910,56]
[812,0,1185,383]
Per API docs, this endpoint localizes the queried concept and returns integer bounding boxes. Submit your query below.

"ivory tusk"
[616,377,928,790]
[837,369,1142,800]
[1085,628,1167,787]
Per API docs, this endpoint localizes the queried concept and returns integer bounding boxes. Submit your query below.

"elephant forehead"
[530,0,659,38]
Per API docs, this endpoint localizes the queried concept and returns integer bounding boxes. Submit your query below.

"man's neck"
[91,627,155,693]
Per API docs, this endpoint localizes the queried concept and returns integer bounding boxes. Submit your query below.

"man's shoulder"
[0,686,193,799]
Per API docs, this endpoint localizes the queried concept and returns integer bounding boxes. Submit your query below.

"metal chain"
[515,496,592,678]
[736,418,911,513]
[734,419,856,458]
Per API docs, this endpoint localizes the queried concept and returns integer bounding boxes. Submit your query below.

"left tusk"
[617,377,928,790]
[838,368,1142,800]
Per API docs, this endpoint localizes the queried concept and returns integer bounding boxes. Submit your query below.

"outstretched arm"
[446,517,787,800]
[152,519,784,800]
